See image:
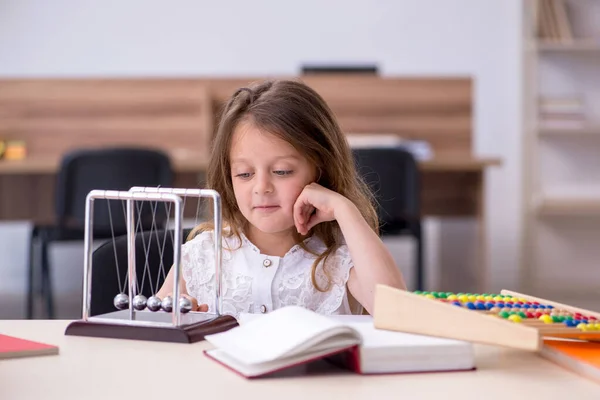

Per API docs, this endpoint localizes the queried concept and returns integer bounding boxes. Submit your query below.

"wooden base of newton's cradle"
[65,312,238,344]
[373,285,600,351]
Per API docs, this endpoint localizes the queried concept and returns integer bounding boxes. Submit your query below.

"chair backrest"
[90,228,193,316]
[55,147,173,235]
[352,147,421,236]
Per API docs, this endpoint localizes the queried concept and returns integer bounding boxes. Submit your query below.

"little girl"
[157,79,406,318]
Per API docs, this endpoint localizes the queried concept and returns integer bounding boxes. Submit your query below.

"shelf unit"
[521,0,600,304]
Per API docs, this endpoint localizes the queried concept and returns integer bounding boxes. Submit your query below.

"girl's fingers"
[293,197,309,232]
[197,304,209,312]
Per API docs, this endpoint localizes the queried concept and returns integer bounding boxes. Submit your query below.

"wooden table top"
[0,319,597,400]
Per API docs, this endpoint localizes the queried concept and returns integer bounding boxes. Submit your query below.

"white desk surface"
[0,320,599,400]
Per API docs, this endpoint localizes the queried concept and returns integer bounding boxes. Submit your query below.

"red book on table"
[0,334,59,360]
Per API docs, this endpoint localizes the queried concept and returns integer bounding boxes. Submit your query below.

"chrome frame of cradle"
[81,188,223,328]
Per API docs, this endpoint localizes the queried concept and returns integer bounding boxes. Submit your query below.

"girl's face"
[229,120,317,237]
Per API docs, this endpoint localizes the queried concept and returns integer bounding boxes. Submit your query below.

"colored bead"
[508,314,523,323]
[577,323,588,331]
[468,295,477,302]
[595,324,600,330]
[493,296,503,301]
[476,302,487,310]
[522,304,531,309]
[539,315,553,324]
[490,307,500,313]
[447,294,458,301]
[458,295,468,303]
[485,296,494,301]
[547,305,554,309]
[589,316,598,321]
[538,305,546,309]
[525,312,535,319]
[485,302,495,310]
[438,293,447,299]
[499,311,510,319]
[425,294,435,299]
[496,302,505,308]
[452,301,462,307]
[513,304,522,309]
[414,290,422,295]
[466,302,477,310]
[518,312,527,318]
[564,320,578,327]
[534,312,543,318]
[551,315,563,323]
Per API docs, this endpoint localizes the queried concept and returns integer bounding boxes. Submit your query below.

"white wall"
[0,1,524,296]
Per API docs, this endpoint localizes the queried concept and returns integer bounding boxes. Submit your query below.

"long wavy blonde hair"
[189,79,379,292]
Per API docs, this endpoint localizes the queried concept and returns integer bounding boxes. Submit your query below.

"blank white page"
[204,306,359,365]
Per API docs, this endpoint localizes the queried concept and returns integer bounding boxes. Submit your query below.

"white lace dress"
[180,230,360,319]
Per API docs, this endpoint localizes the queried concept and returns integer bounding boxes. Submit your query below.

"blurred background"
[0,0,598,319]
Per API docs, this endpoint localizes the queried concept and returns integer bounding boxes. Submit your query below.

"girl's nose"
[254,172,274,194]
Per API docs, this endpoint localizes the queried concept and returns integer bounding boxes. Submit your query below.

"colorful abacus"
[373,286,600,351]
[413,291,600,332]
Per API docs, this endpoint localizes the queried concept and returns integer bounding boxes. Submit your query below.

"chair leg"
[40,237,55,319]
[26,228,38,319]
[415,224,425,292]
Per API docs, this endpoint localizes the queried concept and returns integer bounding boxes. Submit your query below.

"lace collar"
[238,232,317,259]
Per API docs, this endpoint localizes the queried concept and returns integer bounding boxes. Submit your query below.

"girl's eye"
[235,173,252,179]
[274,170,293,176]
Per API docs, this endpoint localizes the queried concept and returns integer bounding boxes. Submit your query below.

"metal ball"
[179,297,192,313]
[132,294,148,311]
[113,293,129,310]
[146,296,162,312]
[161,296,173,312]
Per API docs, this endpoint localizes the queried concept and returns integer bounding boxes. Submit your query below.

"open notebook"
[203,306,475,378]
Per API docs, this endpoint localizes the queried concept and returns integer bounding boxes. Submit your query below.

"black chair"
[352,147,424,291]
[27,147,173,319]
[90,228,192,316]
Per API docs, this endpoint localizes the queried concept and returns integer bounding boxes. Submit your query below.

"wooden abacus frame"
[373,285,600,351]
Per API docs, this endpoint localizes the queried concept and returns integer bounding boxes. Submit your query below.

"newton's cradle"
[64,187,238,343]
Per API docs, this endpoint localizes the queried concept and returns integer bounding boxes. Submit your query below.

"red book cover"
[204,345,360,379]
[0,334,59,360]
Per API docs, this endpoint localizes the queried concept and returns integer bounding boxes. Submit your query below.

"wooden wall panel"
[0,79,212,159]
[0,75,472,162]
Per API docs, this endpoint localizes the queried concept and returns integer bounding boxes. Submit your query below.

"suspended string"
[134,200,155,296]
[153,201,172,292]
[168,193,188,249]
[107,199,127,295]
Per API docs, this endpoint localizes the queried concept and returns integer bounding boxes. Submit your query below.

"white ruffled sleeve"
[313,244,355,315]
[180,231,217,311]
